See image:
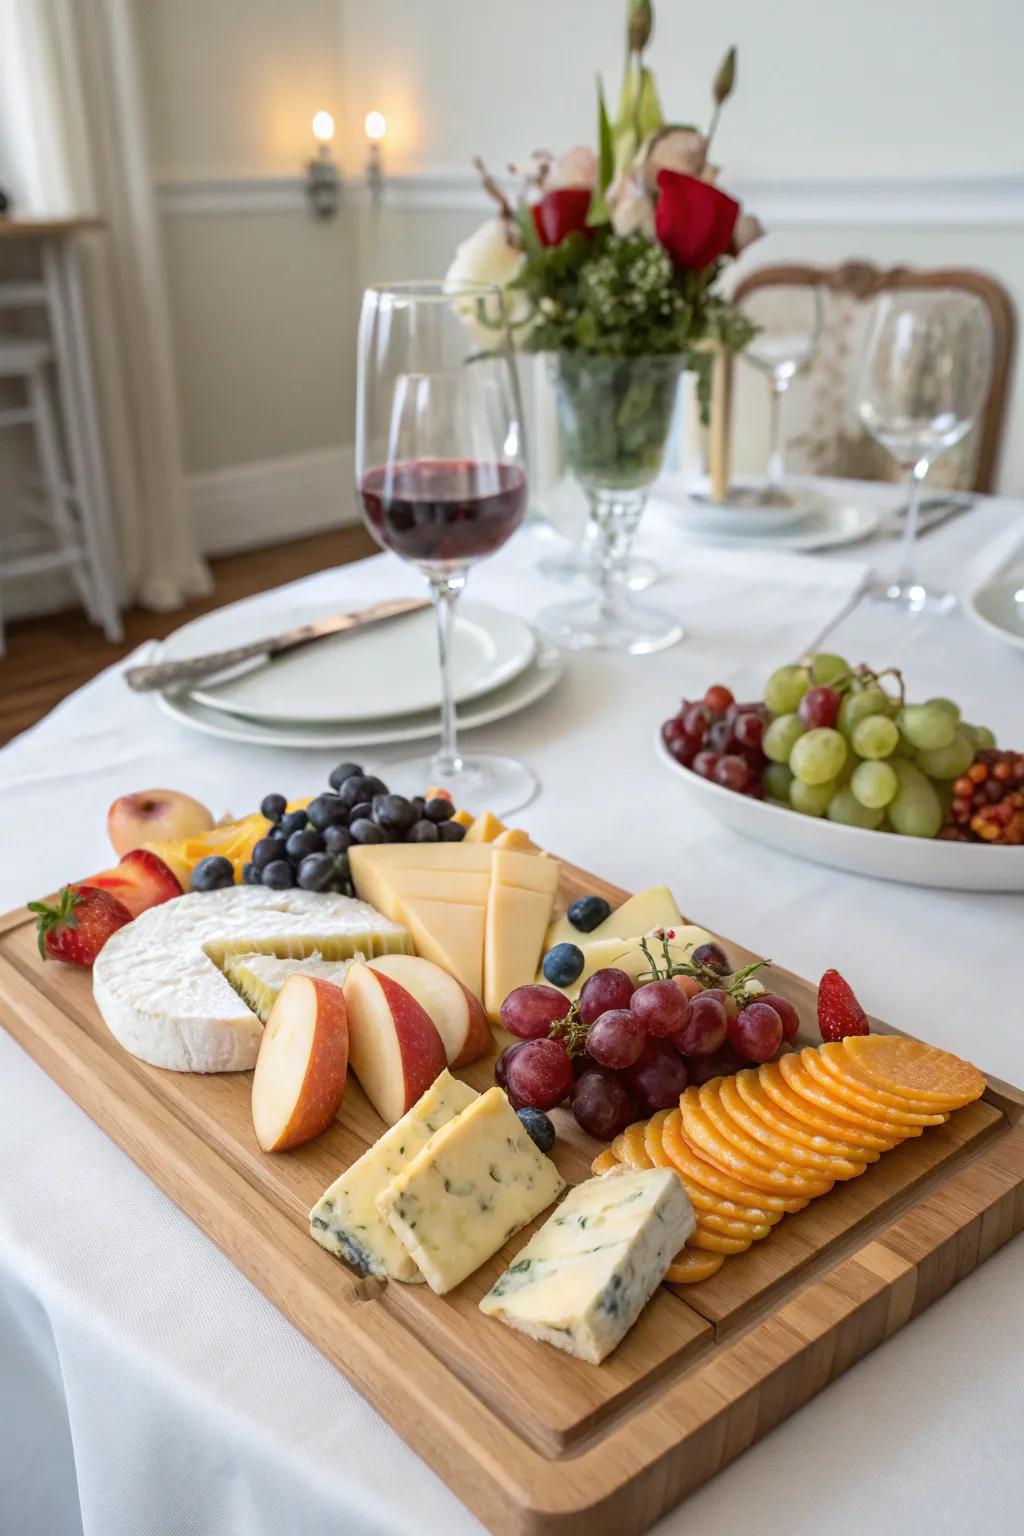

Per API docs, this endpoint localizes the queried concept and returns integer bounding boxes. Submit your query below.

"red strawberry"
[84,848,182,917]
[817,969,870,1042]
[29,885,132,966]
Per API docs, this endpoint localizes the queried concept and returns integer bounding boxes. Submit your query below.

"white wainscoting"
[186,446,359,557]
[157,171,1024,226]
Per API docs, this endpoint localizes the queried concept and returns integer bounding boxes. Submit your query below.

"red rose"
[654,170,739,271]
[532,187,593,247]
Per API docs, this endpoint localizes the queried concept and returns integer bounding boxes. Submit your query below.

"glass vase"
[536,351,685,654]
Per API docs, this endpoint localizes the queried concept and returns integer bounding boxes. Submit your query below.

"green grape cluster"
[761,654,996,838]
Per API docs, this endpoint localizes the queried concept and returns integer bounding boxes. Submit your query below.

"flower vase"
[537,351,685,653]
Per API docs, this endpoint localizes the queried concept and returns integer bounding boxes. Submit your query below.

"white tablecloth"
[2,481,1022,1536]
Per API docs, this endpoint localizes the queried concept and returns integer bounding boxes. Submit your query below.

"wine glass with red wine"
[356,280,537,813]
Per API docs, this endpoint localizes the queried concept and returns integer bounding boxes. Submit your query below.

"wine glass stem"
[767,377,788,495]
[428,570,466,777]
[590,489,644,622]
[897,460,929,585]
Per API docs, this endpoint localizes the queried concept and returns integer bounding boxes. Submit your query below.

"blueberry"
[406,818,439,842]
[567,894,611,933]
[409,796,426,817]
[328,761,364,792]
[306,793,348,830]
[296,852,337,892]
[279,809,309,838]
[542,942,585,988]
[285,827,323,863]
[339,773,388,807]
[323,825,353,856]
[516,1107,556,1154]
[241,861,262,885]
[252,836,282,869]
[349,801,373,823]
[331,851,351,881]
[259,793,287,824]
[373,793,417,833]
[191,855,235,892]
[438,820,466,842]
[261,859,295,890]
[350,817,384,844]
[423,797,455,823]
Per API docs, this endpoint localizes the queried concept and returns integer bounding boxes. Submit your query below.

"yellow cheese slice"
[539,926,714,999]
[492,827,540,852]
[483,849,558,1020]
[398,896,486,998]
[544,884,683,953]
[463,810,506,843]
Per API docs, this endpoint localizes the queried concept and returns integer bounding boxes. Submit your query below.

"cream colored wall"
[136,0,1024,504]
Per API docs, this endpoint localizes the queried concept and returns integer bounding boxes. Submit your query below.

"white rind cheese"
[377,1086,565,1295]
[479,1168,695,1364]
[224,950,363,1023]
[309,1071,478,1280]
[92,887,410,1073]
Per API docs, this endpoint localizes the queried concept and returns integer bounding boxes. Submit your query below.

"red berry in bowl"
[704,684,735,714]
[758,992,800,1043]
[728,1001,784,1063]
[692,750,721,779]
[798,685,842,729]
[629,979,690,1038]
[733,711,765,750]
[713,754,751,793]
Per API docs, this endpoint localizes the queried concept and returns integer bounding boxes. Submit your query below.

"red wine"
[360,459,527,565]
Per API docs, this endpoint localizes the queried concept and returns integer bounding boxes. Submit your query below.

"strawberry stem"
[27,886,80,960]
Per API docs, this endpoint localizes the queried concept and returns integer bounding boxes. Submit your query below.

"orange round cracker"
[800,1048,947,1127]
[591,1148,620,1176]
[691,1226,753,1255]
[714,1075,869,1181]
[620,1120,655,1169]
[679,1091,834,1198]
[666,1248,724,1284]
[643,1109,675,1168]
[697,1208,774,1240]
[818,1041,952,1114]
[759,1060,904,1150]
[842,1034,985,1109]
[734,1068,881,1162]
[778,1052,922,1141]
[662,1108,811,1214]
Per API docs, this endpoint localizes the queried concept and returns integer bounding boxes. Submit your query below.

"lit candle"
[364,111,386,201]
[312,110,335,152]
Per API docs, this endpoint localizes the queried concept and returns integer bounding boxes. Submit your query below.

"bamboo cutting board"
[1,867,1023,1536]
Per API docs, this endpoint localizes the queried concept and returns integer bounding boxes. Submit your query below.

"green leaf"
[637,66,664,139]
[597,76,614,193]
[515,203,541,259]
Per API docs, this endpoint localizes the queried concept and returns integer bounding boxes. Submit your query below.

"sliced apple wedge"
[366,953,492,1068]
[251,975,349,1152]
[343,962,447,1125]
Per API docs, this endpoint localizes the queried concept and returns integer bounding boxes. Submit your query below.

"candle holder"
[307,111,340,220]
[364,111,387,205]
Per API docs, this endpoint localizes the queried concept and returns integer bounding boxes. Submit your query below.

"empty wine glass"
[355,280,537,812]
[740,284,824,506]
[856,290,994,614]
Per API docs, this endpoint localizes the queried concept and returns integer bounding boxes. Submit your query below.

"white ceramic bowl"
[655,731,1024,893]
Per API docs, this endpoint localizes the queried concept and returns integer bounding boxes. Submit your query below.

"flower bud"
[713,46,737,105]
[627,0,653,55]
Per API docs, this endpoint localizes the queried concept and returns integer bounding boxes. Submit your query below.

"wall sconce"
[307,110,340,220]
[364,111,386,204]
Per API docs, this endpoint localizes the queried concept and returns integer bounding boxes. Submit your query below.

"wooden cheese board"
[2,864,1023,1536]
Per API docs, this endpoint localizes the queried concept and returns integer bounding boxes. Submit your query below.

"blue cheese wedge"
[309,1071,478,1281]
[376,1086,565,1295]
[479,1168,695,1364]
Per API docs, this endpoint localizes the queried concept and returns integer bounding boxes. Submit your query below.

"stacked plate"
[651,474,880,553]
[152,600,563,749]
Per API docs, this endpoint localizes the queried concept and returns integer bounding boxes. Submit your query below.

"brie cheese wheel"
[92,887,410,1073]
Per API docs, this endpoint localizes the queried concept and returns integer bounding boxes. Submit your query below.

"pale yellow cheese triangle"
[483,854,558,1020]
[399,897,486,998]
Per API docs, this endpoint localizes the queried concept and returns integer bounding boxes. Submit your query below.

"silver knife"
[124,597,430,693]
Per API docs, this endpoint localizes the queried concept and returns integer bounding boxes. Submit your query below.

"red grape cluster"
[661,684,769,798]
[496,942,800,1142]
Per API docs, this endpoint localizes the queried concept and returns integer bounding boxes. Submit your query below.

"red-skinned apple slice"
[343,963,446,1125]
[366,953,492,1067]
[251,975,349,1152]
[84,848,182,917]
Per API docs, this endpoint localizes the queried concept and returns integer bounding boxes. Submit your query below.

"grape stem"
[549,1002,589,1058]
[637,935,772,1002]
[796,659,907,710]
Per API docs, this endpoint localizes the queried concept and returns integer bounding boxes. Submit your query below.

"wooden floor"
[0,527,377,747]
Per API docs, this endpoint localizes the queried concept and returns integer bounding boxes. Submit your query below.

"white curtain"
[0,0,211,610]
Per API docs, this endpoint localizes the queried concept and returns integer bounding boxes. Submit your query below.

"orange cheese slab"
[679,1091,835,1198]
[734,1068,882,1162]
[761,1059,907,1149]
[841,1034,986,1109]
[800,1048,947,1128]
[778,1052,923,1141]
[711,1076,869,1181]
[663,1108,811,1213]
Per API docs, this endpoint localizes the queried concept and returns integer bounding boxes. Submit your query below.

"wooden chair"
[732,261,1016,494]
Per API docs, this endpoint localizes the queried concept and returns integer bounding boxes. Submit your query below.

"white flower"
[606,169,655,237]
[547,145,598,191]
[444,217,532,344]
[640,126,708,190]
[731,210,765,255]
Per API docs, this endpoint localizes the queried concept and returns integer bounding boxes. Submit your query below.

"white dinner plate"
[656,473,821,536]
[157,642,564,750]
[965,576,1024,653]
[655,731,1024,892]
[156,601,537,725]
[653,489,880,553]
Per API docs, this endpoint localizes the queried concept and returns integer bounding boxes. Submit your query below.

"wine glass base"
[387,751,539,817]
[868,577,957,616]
[537,595,684,655]
[537,545,659,591]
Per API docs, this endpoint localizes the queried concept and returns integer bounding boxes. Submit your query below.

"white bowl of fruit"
[657,658,1024,892]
